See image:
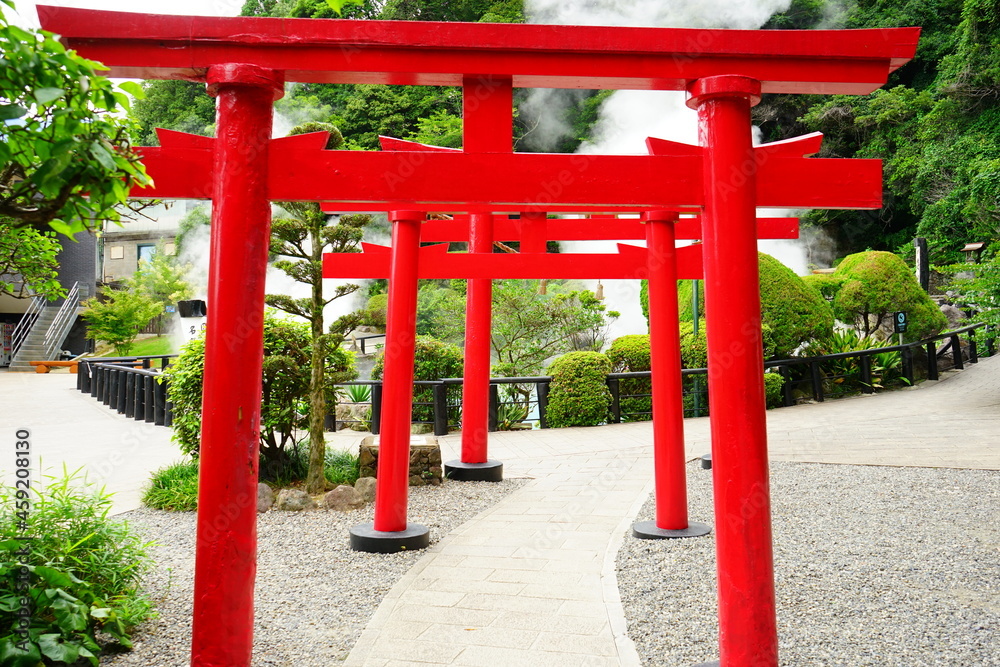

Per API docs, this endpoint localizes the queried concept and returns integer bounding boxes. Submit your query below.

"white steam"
[523,0,807,340]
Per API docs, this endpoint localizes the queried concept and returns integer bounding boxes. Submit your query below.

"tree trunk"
[305,226,328,495]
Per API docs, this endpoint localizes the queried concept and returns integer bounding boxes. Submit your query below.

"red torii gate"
[38,6,918,666]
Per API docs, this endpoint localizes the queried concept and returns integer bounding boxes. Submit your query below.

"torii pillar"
[688,75,778,666]
[192,63,282,665]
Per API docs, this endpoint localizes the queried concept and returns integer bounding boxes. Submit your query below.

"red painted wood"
[37,6,918,94]
[191,63,282,667]
[323,244,703,280]
[689,75,778,666]
[372,211,424,532]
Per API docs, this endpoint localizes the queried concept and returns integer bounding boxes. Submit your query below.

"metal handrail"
[42,281,80,360]
[9,295,45,357]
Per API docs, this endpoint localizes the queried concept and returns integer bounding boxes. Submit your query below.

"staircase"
[7,282,82,372]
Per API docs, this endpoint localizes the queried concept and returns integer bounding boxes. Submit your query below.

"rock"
[359,436,444,486]
[354,476,376,503]
[274,489,317,511]
[939,303,966,329]
[323,485,366,511]
[257,483,274,513]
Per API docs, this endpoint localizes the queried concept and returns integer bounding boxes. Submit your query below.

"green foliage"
[131,241,194,317]
[372,336,464,425]
[81,285,164,356]
[324,449,360,486]
[0,5,151,234]
[545,351,612,428]
[763,371,786,409]
[364,293,389,329]
[0,218,64,300]
[641,255,830,358]
[0,469,154,663]
[679,321,708,369]
[802,273,844,301]
[758,252,834,358]
[164,314,357,480]
[606,335,651,421]
[342,383,371,403]
[407,110,463,148]
[942,242,1000,329]
[831,251,947,340]
[807,329,907,396]
[131,80,216,146]
[142,460,199,512]
[105,335,174,358]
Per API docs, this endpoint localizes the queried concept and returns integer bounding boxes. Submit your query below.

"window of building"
[137,244,157,266]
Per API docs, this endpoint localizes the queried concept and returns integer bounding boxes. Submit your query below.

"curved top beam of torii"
[39,5,918,95]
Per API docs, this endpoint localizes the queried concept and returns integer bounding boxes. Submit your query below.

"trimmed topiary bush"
[764,371,785,409]
[831,250,947,341]
[606,334,652,421]
[364,293,388,329]
[371,335,464,427]
[641,254,833,358]
[545,351,613,428]
[758,252,834,358]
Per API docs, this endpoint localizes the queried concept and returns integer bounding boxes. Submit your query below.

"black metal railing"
[76,325,994,434]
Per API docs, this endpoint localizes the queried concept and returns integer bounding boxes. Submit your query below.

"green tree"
[0,1,150,235]
[266,122,370,493]
[831,250,948,340]
[0,217,64,299]
[131,80,216,146]
[81,285,163,356]
[371,335,465,426]
[165,313,357,481]
[943,242,1000,329]
[131,241,193,332]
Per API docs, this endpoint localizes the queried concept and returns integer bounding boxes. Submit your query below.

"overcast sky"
[9,0,243,28]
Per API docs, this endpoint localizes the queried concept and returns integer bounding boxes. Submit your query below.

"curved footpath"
[1,358,998,665]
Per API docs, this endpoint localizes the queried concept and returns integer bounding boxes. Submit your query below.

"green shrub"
[142,460,199,512]
[807,329,908,397]
[371,336,465,426]
[364,293,388,329]
[643,255,833,359]
[0,469,154,663]
[802,273,844,300]
[164,312,356,481]
[606,335,652,422]
[831,251,947,341]
[82,285,163,356]
[764,372,785,409]
[758,252,834,358]
[545,351,612,428]
[679,321,708,369]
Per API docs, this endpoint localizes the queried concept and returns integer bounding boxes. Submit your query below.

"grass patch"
[325,448,361,486]
[99,335,175,358]
[142,459,199,511]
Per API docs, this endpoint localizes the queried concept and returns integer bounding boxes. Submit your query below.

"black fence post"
[154,379,166,426]
[488,384,499,432]
[859,355,874,394]
[810,361,824,402]
[432,382,448,436]
[779,365,794,407]
[370,383,382,435]
[969,337,979,363]
[117,372,128,414]
[144,376,156,422]
[105,368,116,406]
[607,377,621,424]
[125,373,135,418]
[951,334,963,370]
[537,381,550,429]
[164,398,173,427]
[134,374,145,421]
[902,346,915,386]
[926,341,939,380]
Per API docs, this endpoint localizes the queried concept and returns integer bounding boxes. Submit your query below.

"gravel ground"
[106,479,526,667]
[617,461,1000,666]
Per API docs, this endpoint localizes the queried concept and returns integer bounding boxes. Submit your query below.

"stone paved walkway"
[343,357,1000,666]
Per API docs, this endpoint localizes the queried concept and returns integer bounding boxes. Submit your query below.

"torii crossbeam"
[37,6,919,666]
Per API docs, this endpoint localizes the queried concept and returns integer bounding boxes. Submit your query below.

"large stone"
[354,476,376,503]
[274,489,317,511]
[334,402,372,431]
[324,485,366,511]
[358,435,443,486]
[257,483,274,513]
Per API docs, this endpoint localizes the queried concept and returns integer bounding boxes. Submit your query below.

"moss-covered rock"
[545,351,612,428]
[831,251,947,341]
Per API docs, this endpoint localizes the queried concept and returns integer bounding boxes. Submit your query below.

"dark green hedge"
[545,351,612,428]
